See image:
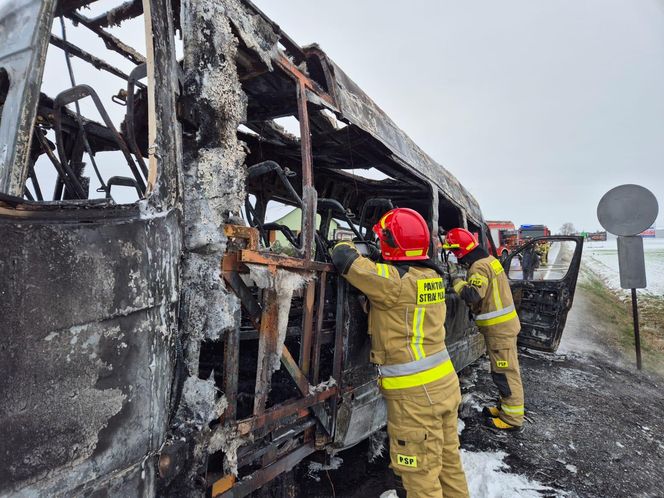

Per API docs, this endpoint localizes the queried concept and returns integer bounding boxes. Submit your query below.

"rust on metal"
[238,250,333,273]
[237,387,337,436]
[280,346,310,396]
[299,280,316,376]
[223,310,240,422]
[311,271,328,384]
[211,474,236,498]
[276,54,336,108]
[218,444,316,498]
[253,285,280,416]
[224,224,260,250]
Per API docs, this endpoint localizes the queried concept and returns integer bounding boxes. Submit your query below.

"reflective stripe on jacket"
[332,242,454,391]
[456,255,520,336]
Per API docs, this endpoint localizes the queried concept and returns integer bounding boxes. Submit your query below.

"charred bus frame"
[1,1,493,497]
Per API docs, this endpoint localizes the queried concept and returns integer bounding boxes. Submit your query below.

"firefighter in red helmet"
[444,228,524,431]
[332,208,469,498]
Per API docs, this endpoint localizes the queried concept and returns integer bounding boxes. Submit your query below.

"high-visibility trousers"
[383,373,469,498]
[485,334,525,426]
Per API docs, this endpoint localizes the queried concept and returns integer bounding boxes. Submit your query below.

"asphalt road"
[458,286,664,498]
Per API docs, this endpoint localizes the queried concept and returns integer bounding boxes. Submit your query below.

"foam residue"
[368,429,387,462]
[209,426,252,476]
[309,377,337,395]
[457,418,466,435]
[178,373,230,428]
[306,456,343,482]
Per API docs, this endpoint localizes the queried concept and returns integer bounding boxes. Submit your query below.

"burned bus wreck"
[0,1,583,497]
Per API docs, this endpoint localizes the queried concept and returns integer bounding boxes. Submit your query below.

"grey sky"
[255,0,664,233]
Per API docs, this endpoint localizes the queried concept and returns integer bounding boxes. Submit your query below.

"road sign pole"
[631,288,642,370]
[598,184,658,372]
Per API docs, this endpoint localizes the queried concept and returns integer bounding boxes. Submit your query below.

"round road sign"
[597,184,659,236]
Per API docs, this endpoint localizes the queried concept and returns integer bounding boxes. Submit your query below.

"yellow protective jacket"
[453,254,520,339]
[332,242,454,391]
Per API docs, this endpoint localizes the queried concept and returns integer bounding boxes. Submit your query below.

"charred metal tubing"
[125,63,149,178]
[53,84,147,195]
[34,127,86,199]
[66,11,147,66]
[246,161,303,248]
[216,443,316,498]
[296,81,316,261]
[223,270,263,323]
[246,161,303,206]
[224,310,241,421]
[50,35,135,83]
[299,280,316,376]
[85,0,144,29]
[311,272,328,384]
[105,176,142,198]
[359,198,394,238]
[244,198,271,247]
[317,198,364,241]
[281,346,310,395]
[262,223,300,249]
[253,288,280,416]
[239,249,334,273]
[329,279,347,437]
[236,419,316,469]
[237,387,338,436]
[27,163,44,201]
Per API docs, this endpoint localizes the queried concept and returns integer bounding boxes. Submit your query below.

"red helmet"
[444,228,479,259]
[372,208,430,261]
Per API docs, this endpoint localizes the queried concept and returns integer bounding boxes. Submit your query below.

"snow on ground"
[379,452,560,498]
[379,491,399,498]
[460,449,563,498]
[583,238,664,296]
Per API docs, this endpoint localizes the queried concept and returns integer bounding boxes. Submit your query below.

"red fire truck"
[487,220,519,259]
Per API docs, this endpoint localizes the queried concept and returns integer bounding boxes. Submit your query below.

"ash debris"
[247,264,312,372]
[167,0,256,494]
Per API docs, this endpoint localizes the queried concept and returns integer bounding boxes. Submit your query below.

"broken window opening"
[319,108,347,130]
[272,115,301,139]
[237,123,258,137]
[12,10,153,204]
[344,167,391,181]
[438,193,464,232]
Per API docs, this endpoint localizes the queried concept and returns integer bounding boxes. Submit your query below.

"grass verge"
[579,268,664,376]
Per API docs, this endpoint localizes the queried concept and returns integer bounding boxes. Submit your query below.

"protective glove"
[353,241,381,261]
[452,278,467,294]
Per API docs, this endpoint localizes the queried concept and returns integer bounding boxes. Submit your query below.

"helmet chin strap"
[381,228,398,248]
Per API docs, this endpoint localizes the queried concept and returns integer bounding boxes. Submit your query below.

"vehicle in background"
[585,231,608,241]
[519,224,551,242]
[487,220,519,259]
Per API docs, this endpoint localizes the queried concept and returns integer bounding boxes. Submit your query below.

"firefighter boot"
[482,406,500,418]
[486,417,522,432]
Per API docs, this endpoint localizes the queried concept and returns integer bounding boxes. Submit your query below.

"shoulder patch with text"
[468,273,489,287]
[417,278,445,304]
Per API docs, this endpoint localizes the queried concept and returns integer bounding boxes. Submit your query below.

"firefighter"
[444,228,524,431]
[332,208,469,498]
